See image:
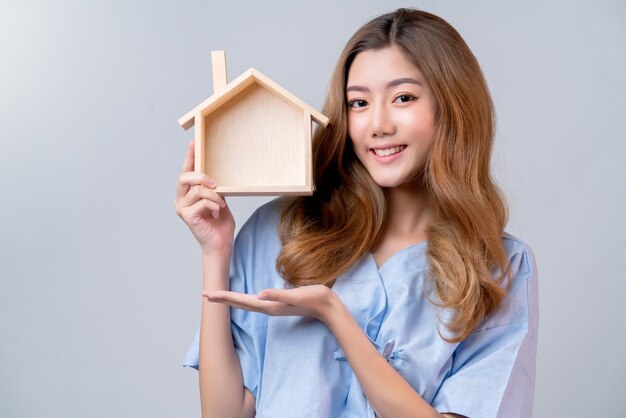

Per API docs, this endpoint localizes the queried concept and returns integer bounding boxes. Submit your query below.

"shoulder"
[502,231,536,262]
[432,233,539,416]
[501,232,538,294]
[477,232,539,331]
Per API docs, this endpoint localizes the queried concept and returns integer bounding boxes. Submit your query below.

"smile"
[371,145,407,157]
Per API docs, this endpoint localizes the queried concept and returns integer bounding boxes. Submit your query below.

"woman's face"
[346,45,436,189]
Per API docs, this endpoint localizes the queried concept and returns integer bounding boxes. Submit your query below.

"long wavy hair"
[276,8,511,343]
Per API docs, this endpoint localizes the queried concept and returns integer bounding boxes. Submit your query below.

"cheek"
[422,119,436,150]
[400,113,435,145]
[347,113,368,144]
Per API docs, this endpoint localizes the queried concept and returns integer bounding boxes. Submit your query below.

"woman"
[176,8,538,418]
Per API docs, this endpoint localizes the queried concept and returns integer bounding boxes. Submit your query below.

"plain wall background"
[1,0,625,416]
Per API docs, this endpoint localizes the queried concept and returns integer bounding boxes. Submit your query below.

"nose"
[370,103,396,138]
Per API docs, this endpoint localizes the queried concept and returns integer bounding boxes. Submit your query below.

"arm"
[206,285,464,418]
[198,250,255,418]
[175,140,254,418]
[325,294,462,418]
[327,240,538,418]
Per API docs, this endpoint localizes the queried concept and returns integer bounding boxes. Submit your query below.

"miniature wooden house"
[178,51,329,196]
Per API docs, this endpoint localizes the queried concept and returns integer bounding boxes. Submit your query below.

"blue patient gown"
[183,198,539,418]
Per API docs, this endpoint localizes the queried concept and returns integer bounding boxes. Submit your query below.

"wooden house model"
[178,51,329,196]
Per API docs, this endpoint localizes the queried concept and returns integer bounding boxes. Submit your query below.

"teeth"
[373,145,406,157]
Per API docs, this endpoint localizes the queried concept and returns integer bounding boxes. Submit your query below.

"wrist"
[201,244,232,258]
[201,249,232,289]
[320,290,349,328]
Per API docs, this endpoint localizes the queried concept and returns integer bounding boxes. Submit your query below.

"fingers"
[178,179,225,208]
[176,139,218,200]
[204,290,261,304]
[175,172,228,221]
[178,196,221,222]
[176,171,218,202]
[178,172,217,189]
[203,290,286,315]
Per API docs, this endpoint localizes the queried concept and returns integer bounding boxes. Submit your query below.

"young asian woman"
[175,8,538,418]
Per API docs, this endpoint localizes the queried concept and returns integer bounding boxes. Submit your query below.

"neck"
[384,180,433,241]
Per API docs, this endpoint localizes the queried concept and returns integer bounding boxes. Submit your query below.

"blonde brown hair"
[276,8,511,342]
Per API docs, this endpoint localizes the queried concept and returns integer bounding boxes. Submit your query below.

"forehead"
[347,45,423,84]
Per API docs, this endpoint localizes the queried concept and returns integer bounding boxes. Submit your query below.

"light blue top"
[184,198,539,418]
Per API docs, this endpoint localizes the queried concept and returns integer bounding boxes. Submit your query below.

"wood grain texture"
[211,50,227,94]
[193,113,204,172]
[249,69,329,128]
[202,83,313,195]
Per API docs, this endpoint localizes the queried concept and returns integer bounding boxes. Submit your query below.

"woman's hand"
[203,285,341,325]
[175,140,235,254]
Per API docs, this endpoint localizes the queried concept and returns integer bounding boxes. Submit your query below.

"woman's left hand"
[203,285,340,325]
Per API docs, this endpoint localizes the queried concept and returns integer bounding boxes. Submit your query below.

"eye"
[348,99,368,108]
[394,94,416,104]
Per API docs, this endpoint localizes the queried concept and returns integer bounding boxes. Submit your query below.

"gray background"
[1,0,624,417]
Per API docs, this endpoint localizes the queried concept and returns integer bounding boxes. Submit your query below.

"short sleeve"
[431,239,539,418]
[182,203,278,399]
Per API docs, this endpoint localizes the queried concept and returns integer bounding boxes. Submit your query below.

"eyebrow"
[346,77,423,92]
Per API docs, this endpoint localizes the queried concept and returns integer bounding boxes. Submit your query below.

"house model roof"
[178,59,328,131]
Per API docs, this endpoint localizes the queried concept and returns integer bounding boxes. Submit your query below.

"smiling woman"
[176,8,538,418]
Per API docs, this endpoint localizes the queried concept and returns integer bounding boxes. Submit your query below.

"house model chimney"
[211,50,228,94]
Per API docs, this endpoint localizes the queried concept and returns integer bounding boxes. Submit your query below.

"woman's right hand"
[175,140,235,254]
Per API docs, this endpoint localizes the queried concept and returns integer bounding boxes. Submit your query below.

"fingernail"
[212,210,220,219]
[220,201,226,208]
[207,179,216,186]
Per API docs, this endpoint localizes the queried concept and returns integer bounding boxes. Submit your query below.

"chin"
[371,176,405,188]
[371,172,425,189]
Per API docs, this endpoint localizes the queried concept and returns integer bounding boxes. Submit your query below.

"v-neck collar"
[368,240,429,276]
